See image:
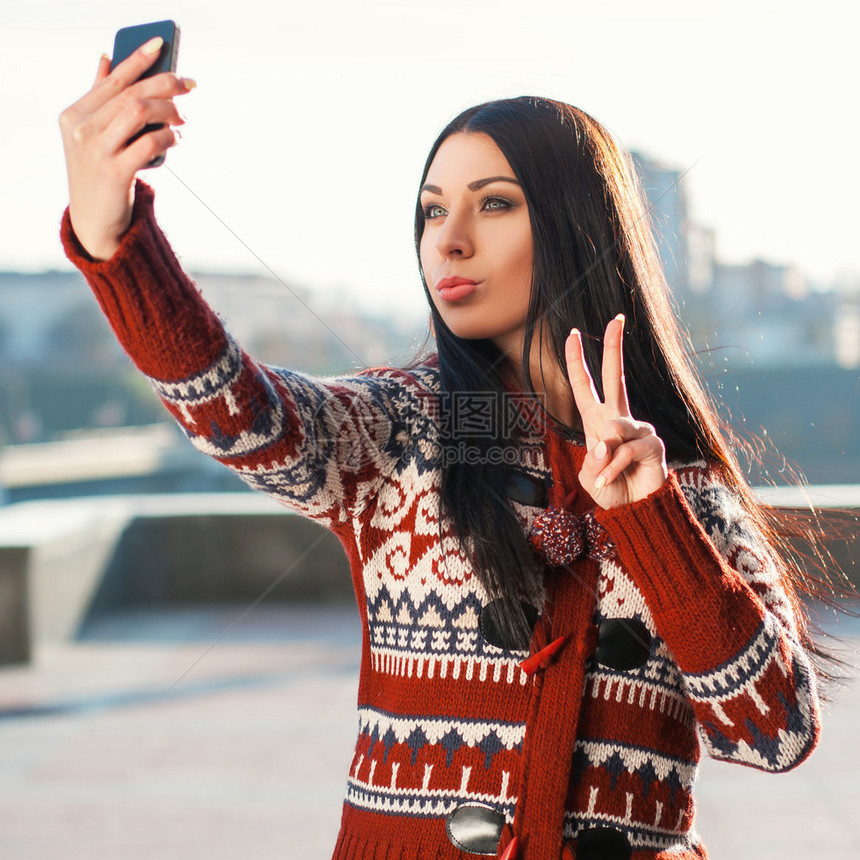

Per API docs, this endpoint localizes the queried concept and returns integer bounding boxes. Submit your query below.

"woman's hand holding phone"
[59,36,195,261]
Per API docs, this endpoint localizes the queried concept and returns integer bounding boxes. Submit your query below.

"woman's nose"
[435,210,474,258]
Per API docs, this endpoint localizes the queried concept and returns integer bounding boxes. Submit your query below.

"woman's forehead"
[423,132,515,191]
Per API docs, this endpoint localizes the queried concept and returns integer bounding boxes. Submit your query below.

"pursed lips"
[435,277,480,302]
[435,276,479,291]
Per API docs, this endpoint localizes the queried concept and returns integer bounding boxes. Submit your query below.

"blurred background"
[1,1,859,858]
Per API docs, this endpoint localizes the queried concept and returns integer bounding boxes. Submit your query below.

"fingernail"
[100,52,110,62]
[595,475,607,490]
[594,441,607,460]
[615,313,625,323]
[181,77,197,90]
[569,327,579,337]
[142,36,164,55]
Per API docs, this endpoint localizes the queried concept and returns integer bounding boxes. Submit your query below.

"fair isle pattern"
[351,392,538,687]
[686,620,819,772]
[345,784,516,822]
[683,616,784,701]
[586,558,693,721]
[136,347,819,842]
[354,708,527,761]
[564,813,703,855]
[575,556,702,844]
[148,334,246,417]
[147,338,442,527]
[61,190,821,860]
[571,740,697,798]
[366,589,528,686]
[675,464,802,639]
[672,466,820,772]
[583,665,695,723]
[595,558,655,623]
[346,708,523,820]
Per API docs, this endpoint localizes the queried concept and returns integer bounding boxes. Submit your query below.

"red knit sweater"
[61,182,820,860]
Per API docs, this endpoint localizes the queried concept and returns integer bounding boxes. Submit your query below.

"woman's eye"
[424,203,446,219]
[481,196,512,211]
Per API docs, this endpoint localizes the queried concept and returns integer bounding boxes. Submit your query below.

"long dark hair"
[413,96,853,655]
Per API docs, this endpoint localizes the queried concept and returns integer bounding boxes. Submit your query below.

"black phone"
[110,20,181,168]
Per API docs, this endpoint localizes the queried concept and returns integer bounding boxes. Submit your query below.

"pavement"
[0,602,858,860]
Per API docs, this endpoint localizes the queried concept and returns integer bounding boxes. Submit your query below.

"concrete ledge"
[89,510,352,611]
[0,487,856,666]
[0,494,351,665]
[757,486,860,595]
[0,547,30,664]
[0,499,132,664]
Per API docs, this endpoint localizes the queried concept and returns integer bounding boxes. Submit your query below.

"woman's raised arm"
[58,50,432,530]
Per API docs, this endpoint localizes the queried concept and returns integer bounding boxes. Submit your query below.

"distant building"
[0,269,424,444]
[686,260,836,369]
[629,154,850,371]
[631,151,690,296]
[192,273,423,372]
[0,271,120,367]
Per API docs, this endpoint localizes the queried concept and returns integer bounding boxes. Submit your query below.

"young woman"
[59,39,821,860]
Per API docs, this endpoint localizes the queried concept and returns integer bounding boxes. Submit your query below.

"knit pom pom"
[529,506,618,565]
[529,507,586,566]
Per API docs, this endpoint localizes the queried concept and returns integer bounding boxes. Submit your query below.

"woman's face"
[419,132,533,357]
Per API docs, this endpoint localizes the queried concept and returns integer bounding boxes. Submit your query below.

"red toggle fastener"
[519,635,569,676]
[499,836,519,860]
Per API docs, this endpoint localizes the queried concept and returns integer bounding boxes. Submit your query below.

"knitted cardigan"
[61,182,820,860]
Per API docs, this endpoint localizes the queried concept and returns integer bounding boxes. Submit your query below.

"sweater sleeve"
[59,180,435,527]
[595,465,820,773]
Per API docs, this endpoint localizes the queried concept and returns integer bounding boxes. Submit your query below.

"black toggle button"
[595,618,652,670]
[575,826,632,860]
[505,470,550,508]
[446,803,505,855]
[480,599,539,651]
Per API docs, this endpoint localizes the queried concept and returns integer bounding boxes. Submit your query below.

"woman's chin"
[446,327,502,344]
[437,316,517,344]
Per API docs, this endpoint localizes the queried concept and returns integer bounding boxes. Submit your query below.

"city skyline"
[5,0,859,316]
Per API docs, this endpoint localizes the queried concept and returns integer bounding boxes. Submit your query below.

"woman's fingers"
[567,317,669,506]
[115,124,180,174]
[581,417,648,468]
[62,49,192,152]
[73,36,165,118]
[98,97,186,157]
[601,314,631,416]
[597,436,664,489]
[565,317,631,445]
[86,72,192,140]
[93,53,111,86]
[565,328,601,431]
[579,419,666,495]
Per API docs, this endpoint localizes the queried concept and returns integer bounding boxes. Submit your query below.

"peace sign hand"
[565,314,668,509]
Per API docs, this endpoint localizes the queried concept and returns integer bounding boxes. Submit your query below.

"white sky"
[5,0,859,318]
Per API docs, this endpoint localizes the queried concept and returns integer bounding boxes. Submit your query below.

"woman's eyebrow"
[420,176,521,195]
[468,176,520,191]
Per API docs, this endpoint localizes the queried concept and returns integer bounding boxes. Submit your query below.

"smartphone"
[110,20,181,167]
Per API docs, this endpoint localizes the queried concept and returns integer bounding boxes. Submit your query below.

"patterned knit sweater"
[61,182,820,860]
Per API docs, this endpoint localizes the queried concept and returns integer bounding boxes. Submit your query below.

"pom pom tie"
[528,507,586,566]
[528,492,617,566]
